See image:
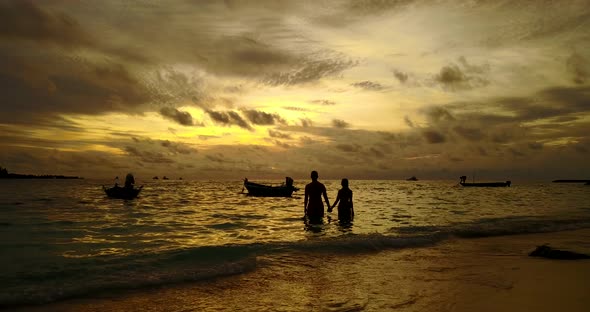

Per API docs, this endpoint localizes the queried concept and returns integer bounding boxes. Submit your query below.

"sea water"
[1,179,589,307]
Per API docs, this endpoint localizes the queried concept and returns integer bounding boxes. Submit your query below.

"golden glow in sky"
[1,0,589,180]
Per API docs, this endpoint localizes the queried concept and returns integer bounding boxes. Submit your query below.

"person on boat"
[124,173,135,189]
[304,170,330,223]
[329,178,354,222]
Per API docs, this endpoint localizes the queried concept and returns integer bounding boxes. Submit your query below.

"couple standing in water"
[304,170,354,224]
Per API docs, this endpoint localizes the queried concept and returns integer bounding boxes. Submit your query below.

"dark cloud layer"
[0,1,93,48]
[160,140,197,154]
[422,130,446,144]
[268,129,292,139]
[0,48,150,124]
[0,1,359,129]
[206,110,253,130]
[124,146,175,164]
[332,119,350,128]
[160,107,197,126]
[242,109,285,125]
[351,80,386,91]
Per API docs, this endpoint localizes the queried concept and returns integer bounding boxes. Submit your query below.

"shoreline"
[10,228,590,312]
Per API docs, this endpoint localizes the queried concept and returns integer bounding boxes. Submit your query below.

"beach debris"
[529,245,590,260]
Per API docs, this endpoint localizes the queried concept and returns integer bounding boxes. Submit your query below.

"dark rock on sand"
[529,245,590,260]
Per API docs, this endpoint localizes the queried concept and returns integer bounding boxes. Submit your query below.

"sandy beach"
[11,228,590,312]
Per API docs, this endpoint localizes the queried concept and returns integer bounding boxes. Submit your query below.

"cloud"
[368,147,385,158]
[311,99,336,105]
[124,146,175,164]
[268,129,292,139]
[272,140,291,149]
[494,86,590,122]
[508,147,526,157]
[301,118,314,127]
[160,107,198,126]
[424,107,455,124]
[422,130,446,144]
[206,110,253,130]
[206,154,227,163]
[336,144,361,153]
[264,57,357,86]
[351,80,386,91]
[528,142,544,150]
[393,70,409,83]
[148,69,208,108]
[0,1,94,48]
[332,119,350,128]
[404,116,414,128]
[346,0,414,14]
[435,65,466,85]
[566,52,589,84]
[433,57,490,91]
[283,106,310,112]
[160,140,197,154]
[0,48,151,125]
[453,126,485,141]
[242,109,286,125]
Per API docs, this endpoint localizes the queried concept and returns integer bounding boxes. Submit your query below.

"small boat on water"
[552,179,590,183]
[243,177,298,197]
[459,176,511,187]
[406,176,418,181]
[103,185,143,199]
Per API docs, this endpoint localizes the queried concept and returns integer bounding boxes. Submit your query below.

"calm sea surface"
[1,179,589,306]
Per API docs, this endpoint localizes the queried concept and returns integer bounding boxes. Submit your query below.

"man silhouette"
[304,170,330,223]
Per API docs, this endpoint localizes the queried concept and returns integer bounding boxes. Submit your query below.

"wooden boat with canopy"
[243,177,298,197]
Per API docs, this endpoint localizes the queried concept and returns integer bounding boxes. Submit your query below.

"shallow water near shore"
[1,179,589,307]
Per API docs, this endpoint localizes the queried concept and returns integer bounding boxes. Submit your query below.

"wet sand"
[13,229,590,312]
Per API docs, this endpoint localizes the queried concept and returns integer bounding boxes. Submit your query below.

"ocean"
[1,179,589,309]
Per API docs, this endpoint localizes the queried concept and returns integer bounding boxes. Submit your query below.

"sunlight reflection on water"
[0,179,589,259]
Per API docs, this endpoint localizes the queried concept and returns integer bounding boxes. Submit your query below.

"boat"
[459,176,511,187]
[552,180,590,183]
[103,185,143,199]
[243,177,298,197]
[406,176,418,181]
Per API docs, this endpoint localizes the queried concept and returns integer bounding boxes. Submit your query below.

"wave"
[395,216,590,238]
[3,216,590,307]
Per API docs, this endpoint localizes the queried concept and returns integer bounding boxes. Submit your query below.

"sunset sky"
[1,0,589,180]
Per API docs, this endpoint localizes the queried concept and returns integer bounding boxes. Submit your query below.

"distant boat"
[459,176,511,187]
[162,176,169,180]
[153,176,159,180]
[243,177,298,197]
[103,185,143,199]
[406,176,418,181]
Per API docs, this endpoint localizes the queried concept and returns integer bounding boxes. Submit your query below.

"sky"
[1,0,589,180]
